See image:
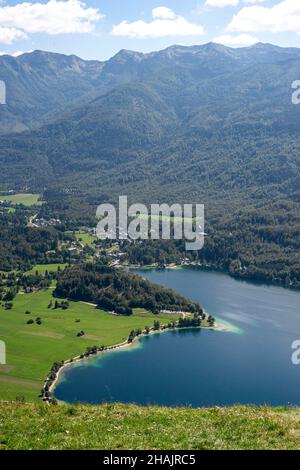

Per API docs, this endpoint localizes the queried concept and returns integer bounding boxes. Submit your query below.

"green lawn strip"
[137,213,199,223]
[0,193,43,206]
[26,264,68,275]
[0,289,179,402]
[0,403,299,450]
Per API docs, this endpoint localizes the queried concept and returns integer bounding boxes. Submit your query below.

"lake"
[54,268,300,407]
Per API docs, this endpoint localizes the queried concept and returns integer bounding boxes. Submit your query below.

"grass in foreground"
[0,193,43,206]
[0,289,179,402]
[0,402,300,450]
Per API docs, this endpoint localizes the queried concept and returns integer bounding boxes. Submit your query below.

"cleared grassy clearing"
[137,213,200,223]
[26,263,68,275]
[75,231,96,246]
[0,193,43,206]
[65,230,96,246]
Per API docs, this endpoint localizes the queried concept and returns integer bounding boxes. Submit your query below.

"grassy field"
[75,230,96,246]
[0,402,299,450]
[0,193,43,206]
[65,230,96,246]
[26,263,68,275]
[137,213,200,223]
[0,289,179,402]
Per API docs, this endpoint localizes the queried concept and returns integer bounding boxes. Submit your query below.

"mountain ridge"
[1,42,300,135]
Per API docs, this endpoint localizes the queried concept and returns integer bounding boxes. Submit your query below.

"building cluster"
[34,218,62,227]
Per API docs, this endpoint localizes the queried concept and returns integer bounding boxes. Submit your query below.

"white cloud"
[0,26,26,44]
[0,0,102,43]
[205,0,266,7]
[214,33,258,46]
[205,0,239,7]
[112,6,205,38]
[12,49,33,56]
[227,0,300,34]
[152,6,176,19]
[0,49,33,56]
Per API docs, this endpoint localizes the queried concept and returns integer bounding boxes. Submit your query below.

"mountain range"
[0,42,300,284]
[0,43,299,199]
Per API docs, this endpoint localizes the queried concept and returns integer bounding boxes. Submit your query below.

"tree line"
[54,263,203,316]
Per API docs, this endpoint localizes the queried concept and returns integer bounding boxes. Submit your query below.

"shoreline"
[46,318,231,403]
[48,337,137,398]
[125,263,300,290]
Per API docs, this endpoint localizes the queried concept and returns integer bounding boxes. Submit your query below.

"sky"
[0,0,300,60]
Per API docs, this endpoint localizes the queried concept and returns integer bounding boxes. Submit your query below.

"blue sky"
[0,0,300,60]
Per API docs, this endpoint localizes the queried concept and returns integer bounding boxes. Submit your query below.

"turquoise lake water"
[54,268,300,407]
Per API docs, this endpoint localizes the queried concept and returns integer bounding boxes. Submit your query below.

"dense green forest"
[0,212,61,271]
[55,263,203,315]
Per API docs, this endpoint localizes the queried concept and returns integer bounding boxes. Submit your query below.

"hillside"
[0,43,299,284]
[0,402,299,450]
[0,51,106,135]
[2,42,299,136]
[1,43,300,207]
[1,42,300,198]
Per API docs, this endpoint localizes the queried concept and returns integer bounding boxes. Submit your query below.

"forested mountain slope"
[0,43,299,202]
[0,43,299,284]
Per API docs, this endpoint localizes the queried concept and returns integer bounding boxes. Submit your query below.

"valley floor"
[0,402,299,450]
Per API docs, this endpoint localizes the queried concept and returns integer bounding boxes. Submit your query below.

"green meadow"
[65,230,96,246]
[0,193,43,206]
[137,213,200,223]
[75,231,96,246]
[26,264,68,275]
[0,289,178,402]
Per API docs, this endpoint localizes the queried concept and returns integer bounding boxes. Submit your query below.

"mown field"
[0,288,178,402]
[65,230,96,247]
[26,263,68,275]
[75,230,96,246]
[137,213,199,223]
[0,193,43,206]
[0,402,299,450]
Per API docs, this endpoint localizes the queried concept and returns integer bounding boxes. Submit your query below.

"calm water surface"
[54,269,300,407]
